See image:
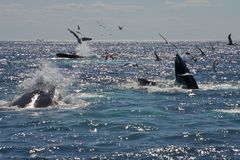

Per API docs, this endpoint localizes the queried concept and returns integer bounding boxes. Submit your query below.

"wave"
[214,108,240,114]
[199,81,240,91]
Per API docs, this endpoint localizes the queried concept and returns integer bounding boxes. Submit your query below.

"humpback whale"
[228,33,234,45]
[175,54,199,89]
[59,29,92,59]
[10,83,56,108]
[137,54,198,89]
[137,78,156,86]
[56,53,84,59]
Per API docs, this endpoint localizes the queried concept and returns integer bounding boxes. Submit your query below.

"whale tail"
[175,54,199,89]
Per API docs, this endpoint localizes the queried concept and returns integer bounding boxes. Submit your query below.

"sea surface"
[0,40,239,159]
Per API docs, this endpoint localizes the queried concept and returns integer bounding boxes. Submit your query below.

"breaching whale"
[56,29,92,59]
[175,54,199,89]
[10,83,56,108]
[137,54,199,89]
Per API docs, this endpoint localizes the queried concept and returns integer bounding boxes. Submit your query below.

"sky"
[0,0,240,41]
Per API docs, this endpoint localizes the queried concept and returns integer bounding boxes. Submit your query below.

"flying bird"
[105,52,115,60]
[228,33,234,45]
[76,31,83,35]
[213,60,220,72]
[96,20,106,29]
[195,45,206,57]
[158,33,178,48]
[209,42,215,51]
[158,33,168,44]
[67,28,82,44]
[185,52,197,62]
[154,50,161,61]
[118,25,124,30]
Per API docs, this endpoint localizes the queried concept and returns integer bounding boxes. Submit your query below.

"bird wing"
[67,28,82,44]
[158,33,168,44]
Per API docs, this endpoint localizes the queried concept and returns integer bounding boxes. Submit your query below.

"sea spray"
[18,62,71,95]
[75,42,91,57]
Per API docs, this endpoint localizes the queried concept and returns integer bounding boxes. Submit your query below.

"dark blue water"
[0,41,239,159]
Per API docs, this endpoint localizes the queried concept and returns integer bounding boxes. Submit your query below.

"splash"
[214,108,240,114]
[199,81,240,91]
[14,62,92,109]
[120,80,189,93]
[75,42,91,57]
[18,62,71,93]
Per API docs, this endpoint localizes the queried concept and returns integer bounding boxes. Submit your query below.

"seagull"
[76,31,83,35]
[228,33,234,45]
[67,28,82,44]
[185,52,197,62]
[105,52,115,60]
[209,42,215,51]
[154,50,161,61]
[158,33,168,44]
[158,33,178,48]
[213,60,220,72]
[195,45,206,57]
[96,20,106,29]
[118,25,124,30]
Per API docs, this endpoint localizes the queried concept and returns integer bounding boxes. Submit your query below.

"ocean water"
[0,40,239,159]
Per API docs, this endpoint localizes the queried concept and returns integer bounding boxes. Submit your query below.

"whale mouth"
[25,93,40,108]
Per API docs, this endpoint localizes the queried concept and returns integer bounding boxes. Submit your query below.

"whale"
[56,53,84,59]
[10,84,56,108]
[137,54,198,89]
[137,78,156,86]
[175,54,199,89]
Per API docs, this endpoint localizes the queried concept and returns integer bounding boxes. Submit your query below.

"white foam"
[18,62,71,95]
[120,80,189,93]
[75,42,98,58]
[214,108,240,114]
[199,81,240,91]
